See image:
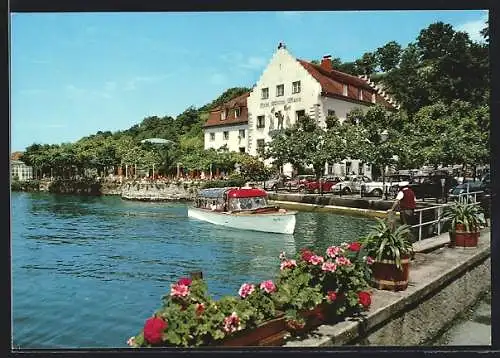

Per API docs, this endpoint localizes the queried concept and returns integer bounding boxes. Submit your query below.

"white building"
[203,43,399,178]
[203,92,250,153]
[11,160,33,181]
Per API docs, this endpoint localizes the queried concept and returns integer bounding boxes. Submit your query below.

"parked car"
[284,175,316,191]
[261,174,291,191]
[387,173,414,197]
[332,175,390,197]
[406,171,458,199]
[304,176,343,193]
[449,173,491,200]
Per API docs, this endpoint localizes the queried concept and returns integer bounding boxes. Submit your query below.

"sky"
[10,10,488,152]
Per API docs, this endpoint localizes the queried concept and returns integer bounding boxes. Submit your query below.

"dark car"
[305,176,342,193]
[407,171,458,200]
[449,173,491,201]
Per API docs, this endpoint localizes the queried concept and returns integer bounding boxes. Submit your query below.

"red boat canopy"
[226,188,268,198]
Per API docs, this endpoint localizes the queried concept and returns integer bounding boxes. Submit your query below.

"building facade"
[203,92,250,153]
[11,160,33,181]
[203,43,398,178]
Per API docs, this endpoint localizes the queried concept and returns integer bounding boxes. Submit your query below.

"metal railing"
[411,190,483,241]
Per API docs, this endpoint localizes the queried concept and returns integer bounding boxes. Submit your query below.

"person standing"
[389,181,416,227]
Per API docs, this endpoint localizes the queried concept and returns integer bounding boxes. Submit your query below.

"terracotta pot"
[221,314,287,347]
[454,231,479,248]
[371,256,410,291]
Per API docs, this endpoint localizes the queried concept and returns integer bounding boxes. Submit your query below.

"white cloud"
[220,52,267,71]
[239,56,266,70]
[456,13,488,43]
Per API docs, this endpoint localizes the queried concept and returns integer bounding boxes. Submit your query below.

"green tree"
[375,41,402,72]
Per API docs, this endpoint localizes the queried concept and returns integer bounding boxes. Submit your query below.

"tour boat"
[188,187,297,234]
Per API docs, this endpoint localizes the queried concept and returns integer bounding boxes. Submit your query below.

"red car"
[304,176,342,193]
[284,175,316,191]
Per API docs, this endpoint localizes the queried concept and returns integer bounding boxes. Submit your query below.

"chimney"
[320,55,332,72]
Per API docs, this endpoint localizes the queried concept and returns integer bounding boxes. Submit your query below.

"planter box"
[285,303,331,335]
[454,231,479,248]
[221,314,287,346]
[371,257,410,291]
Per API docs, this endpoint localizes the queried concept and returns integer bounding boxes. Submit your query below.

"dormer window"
[220,109,227,121]
[343,84,348,96]
[359,89,363,101]
[234,107,241,118]
[371,93,376,103]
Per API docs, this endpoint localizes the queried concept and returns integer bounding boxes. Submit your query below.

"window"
[358,162,364,175]
[256,139,265,151]
[343,84,348,96]
[234,107,241,118]
[223,131,229,140]
[359,89,363,101]
[238,129,245,138]
[257,115,265,128]
[292,81,301,94]
[371,93,376,103]
[327,110,336,118]
[276,84,284,97]
[220,109,227,121]
[239,147,246,153]
[261,88,269,99]
[346,161,352,175]
[296,110,305,121]
[209,132,215,141]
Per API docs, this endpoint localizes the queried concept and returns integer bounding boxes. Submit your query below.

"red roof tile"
[204,92,250,128]
[297,59,396,110]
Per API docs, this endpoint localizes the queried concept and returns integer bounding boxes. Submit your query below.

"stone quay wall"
[119,181,198,201]
[283,228,491,347]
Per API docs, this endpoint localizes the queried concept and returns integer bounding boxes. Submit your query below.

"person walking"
[388,181,416,227]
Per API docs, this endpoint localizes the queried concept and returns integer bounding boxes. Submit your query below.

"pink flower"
[321,262,337,272]
[326,246,343,258]
[326,291,337,302]
[309,255,325,265]
[347,242,362,252]
[238,283,256,298]
[280,259,297,270]
[364,256,375,265]
[177,277,192,286]
[170,283,190,298]
[223,312,241,333]
[335,256,352,266]
[260,280,276,294]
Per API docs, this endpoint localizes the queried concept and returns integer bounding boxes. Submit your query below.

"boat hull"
[187,207,297,234]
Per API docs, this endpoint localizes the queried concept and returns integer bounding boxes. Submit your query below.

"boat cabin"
[195,187,270,212]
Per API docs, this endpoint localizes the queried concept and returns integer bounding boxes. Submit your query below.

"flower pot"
[448,231,456,248]
[454,231,479,248]
[221,314,287,347]
[371,256,410,291]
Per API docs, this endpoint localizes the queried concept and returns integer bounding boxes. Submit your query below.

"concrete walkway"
[433,292,491,345]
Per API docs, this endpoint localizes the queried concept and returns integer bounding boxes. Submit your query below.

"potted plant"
[443,201,485,248]
[360,218,413,291]
[128,276,286,348]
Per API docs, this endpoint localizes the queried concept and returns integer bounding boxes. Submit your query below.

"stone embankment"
[119,181,197,201]
[283,228,491,346]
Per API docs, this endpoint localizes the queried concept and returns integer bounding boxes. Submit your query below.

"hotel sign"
[260,97,301,108]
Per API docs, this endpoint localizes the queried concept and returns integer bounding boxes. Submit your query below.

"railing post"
[437,207,442,235]
[419,210,423,241]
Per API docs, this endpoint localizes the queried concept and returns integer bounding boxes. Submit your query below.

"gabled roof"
[203,92,250,128]
[297,59,397,110]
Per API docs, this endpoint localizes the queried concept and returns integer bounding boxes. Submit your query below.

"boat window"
[228,196,268,211]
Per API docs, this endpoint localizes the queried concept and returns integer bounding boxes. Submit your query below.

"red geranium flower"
[358,291,371,309]
[177,277,192,286]
[195,303,205,316]
[326,291,337,302]
[300,248,314,262]
[143,317,167,345]
[348,242,362,252]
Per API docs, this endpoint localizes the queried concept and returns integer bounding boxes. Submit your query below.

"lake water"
[11,192,376,348]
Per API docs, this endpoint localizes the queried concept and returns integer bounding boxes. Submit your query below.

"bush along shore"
[127,241,374,348]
